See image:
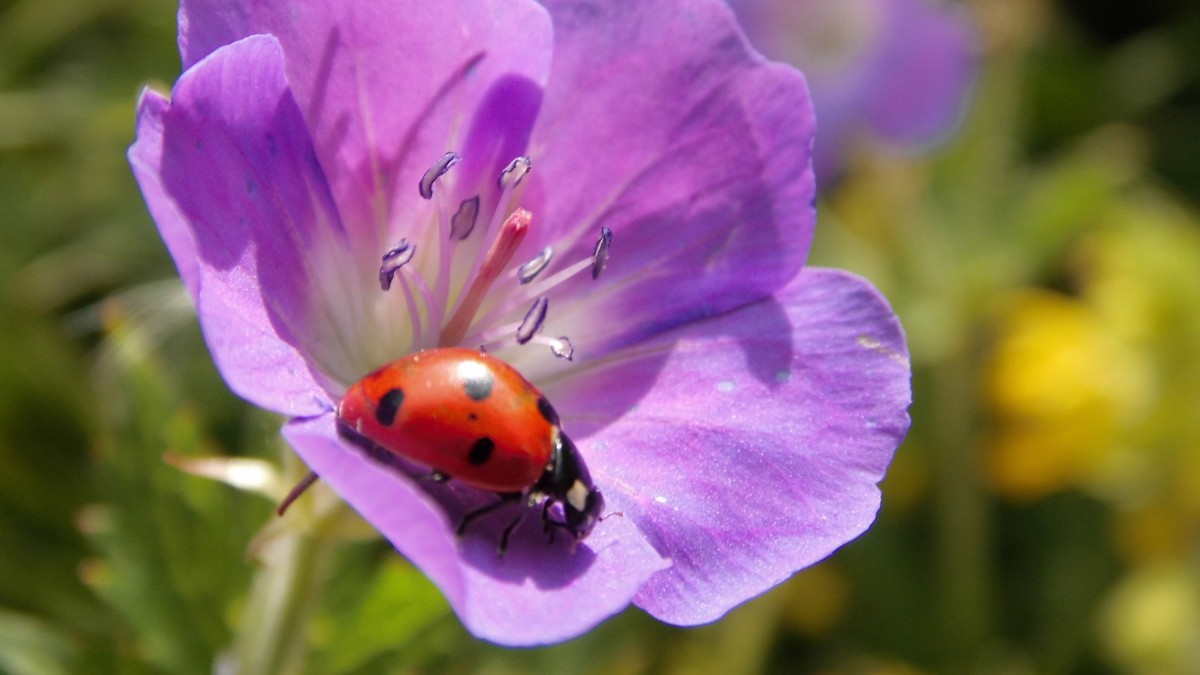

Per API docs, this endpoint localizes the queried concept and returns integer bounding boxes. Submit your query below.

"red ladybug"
[334,347,604,552]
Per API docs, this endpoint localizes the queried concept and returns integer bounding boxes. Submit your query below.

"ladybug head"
[541,433,605,542]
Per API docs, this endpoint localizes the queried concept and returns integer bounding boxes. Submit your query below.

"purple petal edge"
[129,35,342,417]
[130,91,201,298]
[178,0,553,239]
[284,415,668,645]
[544,267,911,625]
[530,0,817,355]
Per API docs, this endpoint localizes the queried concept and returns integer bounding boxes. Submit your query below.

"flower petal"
[726,0,977,176]
[129,92,201,298]
[178,0,553,240]
[862,0,977,144]
[542,267,911,625]
[529,0,817,354]
[284,414,668,646]
[129,35,345,416]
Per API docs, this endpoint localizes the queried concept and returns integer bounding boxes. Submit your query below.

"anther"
[592,226,613,280]
[419,151,461,200]
[450,196,480,240]
[379,239,416,291]
[465,226,613,337]
[517,246,553,284]
[516,297,548,344]
[548,336,574,361]
[498,156,532,190]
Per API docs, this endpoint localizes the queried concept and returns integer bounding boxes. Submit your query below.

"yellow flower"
[982,290,1145,500]
[1100,562,1200,675]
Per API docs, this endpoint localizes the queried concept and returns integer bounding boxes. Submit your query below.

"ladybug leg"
[498,506,535,556]
[455,492,521,538]
[540,499,574,537]
[540,499,559,544]
[276,471,320,516]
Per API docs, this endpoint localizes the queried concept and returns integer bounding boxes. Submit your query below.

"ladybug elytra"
[333,347,604,553]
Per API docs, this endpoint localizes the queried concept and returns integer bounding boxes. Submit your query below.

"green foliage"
[2,0,1199,673]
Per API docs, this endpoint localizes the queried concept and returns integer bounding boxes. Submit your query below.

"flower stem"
[231,525,334,674]
[930,342,994,671]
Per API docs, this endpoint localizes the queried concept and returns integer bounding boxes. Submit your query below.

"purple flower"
[129,0,910,645]
[726,0,978,177]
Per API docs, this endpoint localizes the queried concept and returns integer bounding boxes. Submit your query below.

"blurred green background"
[2,0,1199,673]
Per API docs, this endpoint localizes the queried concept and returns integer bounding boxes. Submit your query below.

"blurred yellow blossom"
[1100,562,1200,675]
[982,289,1148,500]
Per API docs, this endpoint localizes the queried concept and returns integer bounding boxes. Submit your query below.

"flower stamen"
[380,239,432,346]
[466,227,613,351]
[378,239,415,291]
[439,208,531,345]
[540,335,575,361]
[453,156,535,305]
[517,246,553,284]
[512,226,613,300]
[450,196,481,240]
[498,156,532,191]
[419,151,461,200]
[390,153,606,360]
[473,323,573,361]
[591,226,613,280]
[515,296,549,344]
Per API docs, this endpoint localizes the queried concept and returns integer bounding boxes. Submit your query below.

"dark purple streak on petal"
[178,0,553,240]
[530,0,817,356]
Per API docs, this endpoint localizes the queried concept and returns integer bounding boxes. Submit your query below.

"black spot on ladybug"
[463,370,494,401]
[537,396,559,426]
[375,388,404,426]
[468,437,495,465]
[468,412,479,421]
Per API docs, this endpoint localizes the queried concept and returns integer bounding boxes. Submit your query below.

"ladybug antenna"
[277,471,320,516]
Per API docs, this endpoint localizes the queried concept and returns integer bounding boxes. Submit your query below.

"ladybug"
[334,347,604,553]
